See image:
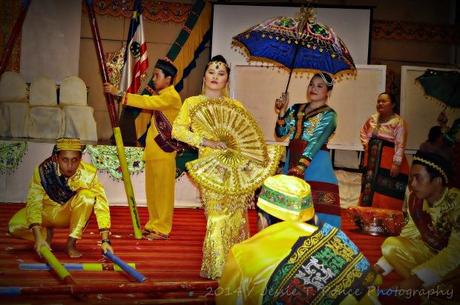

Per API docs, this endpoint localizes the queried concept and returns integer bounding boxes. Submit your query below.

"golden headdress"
[55,137,83,152]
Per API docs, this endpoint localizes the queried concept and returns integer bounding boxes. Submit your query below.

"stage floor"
[0,204,407,305]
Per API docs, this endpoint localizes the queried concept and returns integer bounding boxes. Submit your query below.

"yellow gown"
[124,85,181,235]
[217,221,380,305]
[8,161,110,240]
[172,95,256,279]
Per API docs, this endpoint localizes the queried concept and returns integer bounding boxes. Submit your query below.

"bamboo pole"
[19,262,136,272]
[39,247,75,285]
[84,0,142,239]
[104,251,146,282]
[0,281,218,296]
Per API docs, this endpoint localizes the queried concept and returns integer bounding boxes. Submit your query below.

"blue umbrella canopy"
[232,7,356,91]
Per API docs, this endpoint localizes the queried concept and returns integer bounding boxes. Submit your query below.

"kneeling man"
[8,138,113,258]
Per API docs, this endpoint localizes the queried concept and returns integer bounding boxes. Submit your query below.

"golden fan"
[190,98,268,166]
[186,98,284,195]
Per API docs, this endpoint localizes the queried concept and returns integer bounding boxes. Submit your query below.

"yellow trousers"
[382,236,460,304]
[200,189,252,279]
[8,189,97,240]
[144,158,176,235]
[381,236,436,279]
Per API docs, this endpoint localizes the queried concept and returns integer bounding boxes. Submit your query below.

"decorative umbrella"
[232,7,356,92]
[416,69,460,109]
[185,98,284,195]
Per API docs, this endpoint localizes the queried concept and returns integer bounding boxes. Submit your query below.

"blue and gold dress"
[275,103,340,227]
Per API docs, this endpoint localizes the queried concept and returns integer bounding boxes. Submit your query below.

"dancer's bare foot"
[65,237,82,258]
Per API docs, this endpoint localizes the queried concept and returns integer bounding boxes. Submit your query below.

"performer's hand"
[101,241,113,254]
[275,92,289,116]
[288,165,305,178]
[103,82,119,96]
[34,238,51,257]
[390,163,400,177]
[373,263,385,274]
[202,139,227,150]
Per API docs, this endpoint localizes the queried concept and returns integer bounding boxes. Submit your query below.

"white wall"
[20,0,81,83]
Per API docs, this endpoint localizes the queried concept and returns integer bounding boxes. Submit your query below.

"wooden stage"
[0,204,408,305]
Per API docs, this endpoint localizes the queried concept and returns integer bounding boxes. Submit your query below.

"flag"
[120,0,148,93]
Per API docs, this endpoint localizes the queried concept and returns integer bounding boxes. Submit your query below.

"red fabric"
[0,204,405,304]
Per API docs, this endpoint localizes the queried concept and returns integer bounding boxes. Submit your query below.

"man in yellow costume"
[217,174,380,305]
[8,138,112,258]
[374,151,460,303]
[104,58,182,240]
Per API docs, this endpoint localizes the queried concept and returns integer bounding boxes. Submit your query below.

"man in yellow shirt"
[217,175,380,305]
[374,151,460,303]
[104,58,182,240]
[8,138,112,258]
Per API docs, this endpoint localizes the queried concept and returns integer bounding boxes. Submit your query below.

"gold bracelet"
[298,157,310,167]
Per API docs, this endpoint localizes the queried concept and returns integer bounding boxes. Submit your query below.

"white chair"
[29,76,57,106]
[27,76,64,139]
[60,76,98,141]
[0,72,29,138]
[59,76,87,106]
[62,105,97,142]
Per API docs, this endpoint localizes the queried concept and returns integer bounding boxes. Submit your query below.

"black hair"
[311,72,334,91]
[378,91,399,113]
[255,205,316,228]
[162,69,175,80]
[205,55,231,75]
[256,205,282,226]
[427,126,443,143]
[412,150,450,186]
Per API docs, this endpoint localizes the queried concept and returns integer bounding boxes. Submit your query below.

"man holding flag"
[104,0,181,240]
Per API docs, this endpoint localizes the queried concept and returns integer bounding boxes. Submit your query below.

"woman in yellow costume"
[172,55,281,279]
[8,138,112,258]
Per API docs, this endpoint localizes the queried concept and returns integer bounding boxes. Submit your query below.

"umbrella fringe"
[231,41,357,81]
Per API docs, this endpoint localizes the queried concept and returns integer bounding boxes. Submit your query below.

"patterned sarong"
[360,137,409,210]
[263,223,376,305]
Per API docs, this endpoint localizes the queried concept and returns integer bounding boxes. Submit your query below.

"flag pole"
[85,0,142,240]
[0,0,31,75]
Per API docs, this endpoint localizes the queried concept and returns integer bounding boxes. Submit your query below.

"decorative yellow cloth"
[378,188,460,287]
[125,85,182,160]
[8,161,110,240]
[217,221,379,305]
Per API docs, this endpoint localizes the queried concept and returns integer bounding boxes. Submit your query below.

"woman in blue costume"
[274,72,340,227]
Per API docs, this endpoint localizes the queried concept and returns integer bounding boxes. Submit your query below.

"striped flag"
[120,0,148,93]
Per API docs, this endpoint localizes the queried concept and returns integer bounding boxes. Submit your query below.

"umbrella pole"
[284,43,300,94]
[85,0,142,240]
